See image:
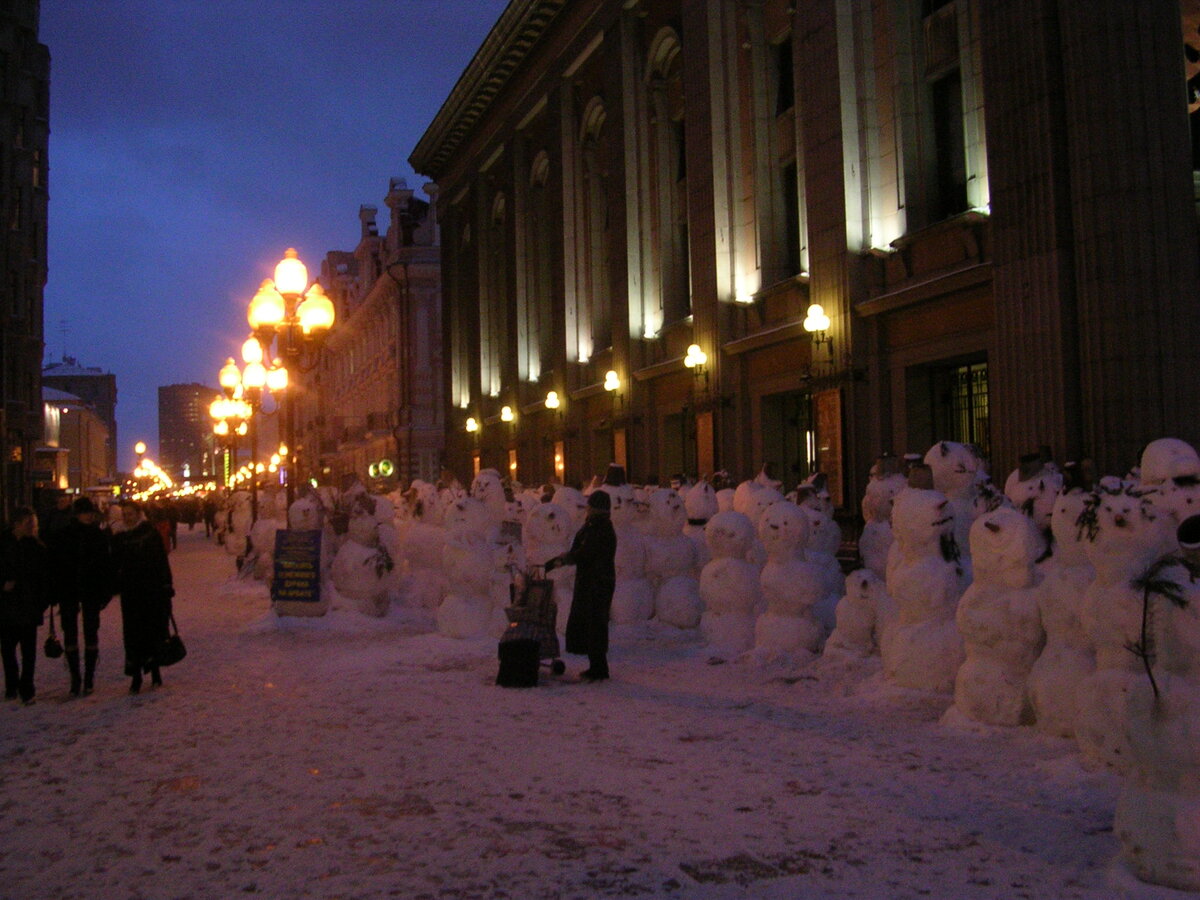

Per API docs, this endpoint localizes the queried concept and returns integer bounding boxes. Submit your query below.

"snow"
[0,529,1194,899]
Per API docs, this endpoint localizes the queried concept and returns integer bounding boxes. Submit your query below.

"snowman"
[599,483,655,624]
[330,504,395,617]
[859,474,906,579]
[644,489,702,629]
[732,479,783,567]
[824,568,891,662]
[699,510,764,658]
[551,486,589,538]
[437,497,500,638]
[225,490,254,565]
[683,480,719,571]
[1004,453,1063,554]
[753,500,825,658]
[395,481,448,612]
[1138,437,1200,527]
[1026,488,1096,738]
[471,468,510,535]
[1076,483,1178,772]
[951,507,1046,726]
[522,501,575,631]
[795,475,844,631]
[1114,515,1200,891]
[881,486,966,694]
[924,441,991,580]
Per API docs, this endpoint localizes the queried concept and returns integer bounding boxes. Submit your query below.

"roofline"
[409,0,567,181]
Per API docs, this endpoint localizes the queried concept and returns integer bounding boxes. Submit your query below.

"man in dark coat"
[0,507,50,704]
[547,489,617,681]
[47,496,113,696]
[112,500,174,693]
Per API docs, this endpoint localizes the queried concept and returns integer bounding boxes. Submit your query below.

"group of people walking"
[0,496,176,704]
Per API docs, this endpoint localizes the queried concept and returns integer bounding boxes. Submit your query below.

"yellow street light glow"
[213,420,229,436]
[803,303,831,335]
[219,358,242,393]
[273,248,309,297]
[604,370,620,392]
[278,443,289,457]
[500,406,514,422]
[134,441,147,456]
[242,361,267,390]
[545,390,560,410]
[241,336,264,365]
[266,363,289,392]
[248,278,286,331]
[684,344,708,369]
[236,421,249,437]
[296,283,335,335]
[465,417,478,433]
[270,453,281,466]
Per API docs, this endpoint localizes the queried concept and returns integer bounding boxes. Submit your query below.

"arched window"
[646,28,690,327]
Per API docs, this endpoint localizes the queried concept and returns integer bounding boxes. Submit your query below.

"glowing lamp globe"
[296,284,335,335]
[219,358,242,393]
[604,370,620,392]
[500,406,514,423]
[213,420,229,437]
[803,304,831,335]
[133,441,147,456]
[266,363,289,392]
[273,248,308,297]
[241,337,264,365]
[465,417,478,433]
[248,279,286,331]
[242,361,267,390]
[545,390,560,410]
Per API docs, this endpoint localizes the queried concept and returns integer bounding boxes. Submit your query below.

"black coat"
[47,518,113,609]
[0,532,50,628]
[557,512,617,657]
[112,520,174,674]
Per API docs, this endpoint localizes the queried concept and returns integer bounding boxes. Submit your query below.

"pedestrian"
[0,507,50,704]
[46,496,113,696]
[546,489,617,681]
[112,500,174,694]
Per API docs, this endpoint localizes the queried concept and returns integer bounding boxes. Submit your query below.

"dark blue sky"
[40,0,508,472]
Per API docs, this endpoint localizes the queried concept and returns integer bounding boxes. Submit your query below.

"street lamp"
[245,248,335,509]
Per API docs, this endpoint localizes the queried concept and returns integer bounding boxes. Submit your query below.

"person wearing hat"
[546,489,618,681]
[46,496,113,696]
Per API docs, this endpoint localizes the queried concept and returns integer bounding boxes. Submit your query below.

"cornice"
[409,0,568,180]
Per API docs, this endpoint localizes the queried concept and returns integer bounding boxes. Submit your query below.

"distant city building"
[38,386,109,491]
[297,177,443,488]
[2,1,49,512]
[158,382,220,482]
[42,356,117,479]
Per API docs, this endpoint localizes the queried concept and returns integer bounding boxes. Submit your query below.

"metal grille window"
[933,361,989,457]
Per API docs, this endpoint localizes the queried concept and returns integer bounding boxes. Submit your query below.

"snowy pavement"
[0,529,1193,899]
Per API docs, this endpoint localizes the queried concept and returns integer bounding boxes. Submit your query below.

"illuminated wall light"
[545,391,560,410]
[465,417,479,433]
[604,370,621,393]
[500,406,514,423]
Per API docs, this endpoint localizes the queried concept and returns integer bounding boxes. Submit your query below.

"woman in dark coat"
[46,496,112,695]
[0,507,50,704]
[547,490,617,681]
[112,500,174,694]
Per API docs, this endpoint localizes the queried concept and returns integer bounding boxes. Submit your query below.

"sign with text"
[271,529,326,616]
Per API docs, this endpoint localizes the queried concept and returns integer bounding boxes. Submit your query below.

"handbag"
[43,605,63,659]
[156,612,186,667]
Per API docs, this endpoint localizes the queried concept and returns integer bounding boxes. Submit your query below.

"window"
[774,37,794,116]
[931,70,968,219]
[761,390,814,490]
[781,161,802,278]
[907,356,989,457]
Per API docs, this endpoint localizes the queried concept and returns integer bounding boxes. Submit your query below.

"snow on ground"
[0,529,1194,899]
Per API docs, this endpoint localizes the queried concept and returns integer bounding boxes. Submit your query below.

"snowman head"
[470,468,507,512]
[969,506,1042,587]
[684,481,719,523]
[287,493,323,531]
[1004,467,1064,533]
[600,484,637,528]
[861,474,905,524]
[704,510,755,559]
[924,441,987,497]
[1049,488,1092,567]
[445,496,491,540]
[648,489,687,537]
[892,488,956,555]
[757,499,810,559]
[551,486,589,533]
[523,501,569,550]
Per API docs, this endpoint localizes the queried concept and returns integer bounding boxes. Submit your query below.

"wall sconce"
[803,303,832,352]
[684,343,710,393]
[500,405,514,423]
[604,370,620,393]
[465,416,479,433]
[544,390,560,410]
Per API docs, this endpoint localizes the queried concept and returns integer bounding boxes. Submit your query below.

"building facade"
[39,386,108,491]
[2,1,49,513]
[42,355,117,480]
[412,0,1200,507]
[298,178,444,490]
[157,382,220,483]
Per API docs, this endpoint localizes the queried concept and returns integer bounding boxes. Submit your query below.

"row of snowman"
[824,437,1200,893]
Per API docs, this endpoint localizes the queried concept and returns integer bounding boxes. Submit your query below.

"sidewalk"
[0,529,1179,899]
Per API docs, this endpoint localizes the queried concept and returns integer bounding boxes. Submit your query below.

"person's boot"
[150,666,162,687]
[83,647,98,695]
[65,649,82,696]
[129,671,142,694]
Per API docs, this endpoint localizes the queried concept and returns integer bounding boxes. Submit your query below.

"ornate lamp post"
[246,249,335,509]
